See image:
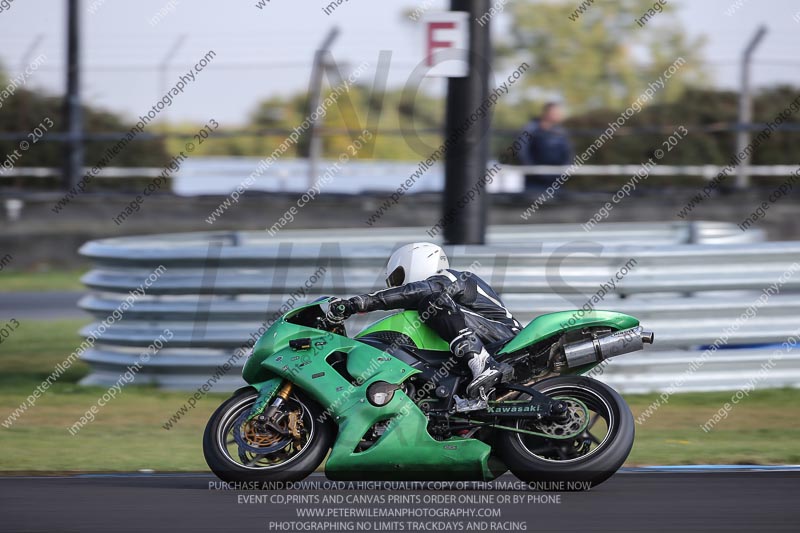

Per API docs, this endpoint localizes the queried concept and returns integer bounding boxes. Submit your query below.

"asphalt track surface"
[2,468,799,532]
[0,291,86,320]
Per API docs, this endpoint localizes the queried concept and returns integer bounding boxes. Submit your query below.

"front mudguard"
[240,378,283,420]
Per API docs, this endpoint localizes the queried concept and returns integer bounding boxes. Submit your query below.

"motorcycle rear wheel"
[496,376,634,488]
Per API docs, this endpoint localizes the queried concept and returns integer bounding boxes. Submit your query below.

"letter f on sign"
[427,22,455,66]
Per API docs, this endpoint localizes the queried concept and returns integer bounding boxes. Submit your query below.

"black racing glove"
[326,297,358,323]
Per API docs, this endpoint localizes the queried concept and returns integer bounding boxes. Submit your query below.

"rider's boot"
[465,348,513,399]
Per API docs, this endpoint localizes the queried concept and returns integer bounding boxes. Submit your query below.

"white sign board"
[422,11,470,78]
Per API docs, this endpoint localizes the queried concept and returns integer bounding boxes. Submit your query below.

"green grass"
[0,320,223,471]
[1,319,799,471]
[626,389,800,465]
[0,270,86,292]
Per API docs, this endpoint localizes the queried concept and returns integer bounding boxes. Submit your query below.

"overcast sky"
[0,0,798,126]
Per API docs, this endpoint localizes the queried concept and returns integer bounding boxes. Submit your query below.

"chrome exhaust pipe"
[562,326,654,368]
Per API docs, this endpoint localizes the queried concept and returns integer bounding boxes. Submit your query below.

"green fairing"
[243,302,499,480]
[355,310,638,357]
[355,311,450,351]
[240,303,637,480]
[497,310,639,356]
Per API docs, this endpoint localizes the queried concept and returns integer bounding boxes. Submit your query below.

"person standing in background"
[520,102,573,191]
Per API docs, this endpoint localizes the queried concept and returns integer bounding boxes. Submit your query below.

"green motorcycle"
[203,297,654,487]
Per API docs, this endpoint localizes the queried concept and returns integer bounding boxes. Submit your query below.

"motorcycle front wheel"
[496,376,634,488]
[203,388,335,484]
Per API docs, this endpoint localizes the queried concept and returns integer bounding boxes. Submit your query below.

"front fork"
[245,378,292,421]
[261,381,294,421]
[244,379,296,437]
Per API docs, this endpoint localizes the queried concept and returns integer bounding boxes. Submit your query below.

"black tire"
[496,376,634,488]
[203,388,336,484]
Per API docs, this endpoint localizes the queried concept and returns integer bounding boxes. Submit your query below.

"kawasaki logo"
[487,404,542,414]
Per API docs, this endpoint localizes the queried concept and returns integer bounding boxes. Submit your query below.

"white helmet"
[385,242,449,287]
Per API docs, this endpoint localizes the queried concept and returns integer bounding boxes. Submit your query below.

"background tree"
[499,0,707,112]
[246,85,444,161]
[0,63,170,191]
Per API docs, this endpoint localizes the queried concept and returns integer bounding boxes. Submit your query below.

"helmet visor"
[386,266,405,287]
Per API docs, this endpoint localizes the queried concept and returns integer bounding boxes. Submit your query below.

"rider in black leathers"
[328,243,519,398]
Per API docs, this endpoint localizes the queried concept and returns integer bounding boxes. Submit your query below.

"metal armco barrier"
[77,222,800,393]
